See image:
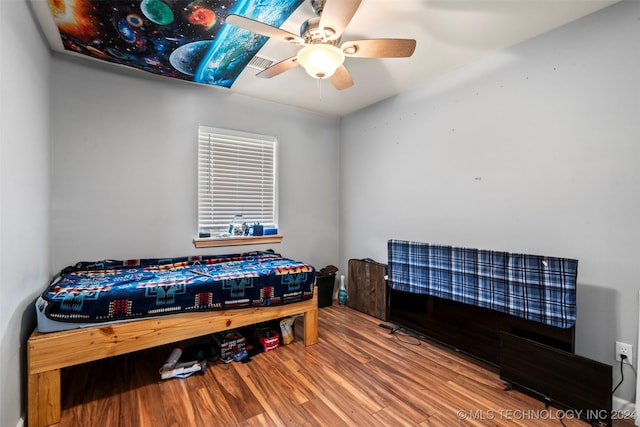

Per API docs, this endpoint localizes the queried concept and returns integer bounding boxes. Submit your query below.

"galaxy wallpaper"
[47,0,305,87]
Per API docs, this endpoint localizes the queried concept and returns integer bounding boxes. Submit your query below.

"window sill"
[193,235,283,248]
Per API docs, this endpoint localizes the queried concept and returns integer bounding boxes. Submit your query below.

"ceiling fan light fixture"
[296,44,345,79]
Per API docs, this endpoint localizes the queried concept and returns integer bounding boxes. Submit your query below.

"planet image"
[126,14,144,28]
[115,18,138,44]
[140,0,174,26]
[186,4,217,29]
[85,46,109,59]
[169,41,214,76]
[113,17,147,52]
[105,47,131,61]
[195,0,305,87]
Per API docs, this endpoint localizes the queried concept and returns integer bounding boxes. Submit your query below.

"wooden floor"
[58,304,634,426]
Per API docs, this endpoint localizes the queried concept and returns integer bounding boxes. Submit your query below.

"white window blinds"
[198,126,277,233]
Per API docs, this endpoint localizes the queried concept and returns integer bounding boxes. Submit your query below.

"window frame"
[196,125,279,245]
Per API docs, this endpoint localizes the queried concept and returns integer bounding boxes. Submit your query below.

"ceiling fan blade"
[319,0,362,40]
[328,65,354,90]
[341,39,417,58]
[225,14,304,45]
[257,56,299,79]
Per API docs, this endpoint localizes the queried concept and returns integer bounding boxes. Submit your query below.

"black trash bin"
[316,274,335,308]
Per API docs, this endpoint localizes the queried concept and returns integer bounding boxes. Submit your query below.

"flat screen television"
[388,287,575,366]
[500,332,612,427]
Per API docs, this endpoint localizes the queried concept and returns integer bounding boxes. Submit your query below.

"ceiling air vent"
[247,55,275,71]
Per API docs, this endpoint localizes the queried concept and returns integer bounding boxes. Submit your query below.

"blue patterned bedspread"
[41,251,315,324]
[387,240,577,328]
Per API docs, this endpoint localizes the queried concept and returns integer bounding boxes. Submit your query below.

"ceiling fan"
[225,0,416,90]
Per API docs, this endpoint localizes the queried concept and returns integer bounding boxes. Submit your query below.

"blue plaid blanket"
[387,240,578,328]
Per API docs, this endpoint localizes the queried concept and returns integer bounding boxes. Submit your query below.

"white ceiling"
[32,0,619,117]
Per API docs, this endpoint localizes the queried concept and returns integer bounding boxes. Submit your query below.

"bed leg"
[28,369,61,427]
[303,307,318,346]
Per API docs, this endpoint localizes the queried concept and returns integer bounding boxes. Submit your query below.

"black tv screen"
[500,332,612,427]
[388,288,575,365]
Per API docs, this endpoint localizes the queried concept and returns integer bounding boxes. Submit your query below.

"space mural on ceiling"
[47,0,305,87]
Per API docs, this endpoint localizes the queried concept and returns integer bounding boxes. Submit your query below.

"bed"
[27,251,319,427]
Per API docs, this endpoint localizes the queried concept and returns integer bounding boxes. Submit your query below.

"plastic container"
[259,331,280,352]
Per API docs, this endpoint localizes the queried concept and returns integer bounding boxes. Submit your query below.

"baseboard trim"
[612,396,637,425]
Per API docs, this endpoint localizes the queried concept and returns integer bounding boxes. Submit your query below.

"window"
[198,125,277,236]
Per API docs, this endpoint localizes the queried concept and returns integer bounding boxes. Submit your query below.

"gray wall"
[50,57,340,271]
[340,0,639,405]
[0,1,52,426]
[4,0,639,425]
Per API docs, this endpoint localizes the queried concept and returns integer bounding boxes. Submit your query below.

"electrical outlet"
[615,341,632,365]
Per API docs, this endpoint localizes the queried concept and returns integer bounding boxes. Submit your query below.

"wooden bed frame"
[27,289,318,427]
